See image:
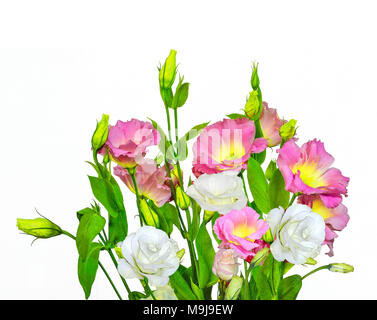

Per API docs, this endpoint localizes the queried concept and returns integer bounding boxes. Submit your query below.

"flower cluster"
[17,51,353,300]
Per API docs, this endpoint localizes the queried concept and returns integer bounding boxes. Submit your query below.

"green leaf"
[171,82,189,109]
[247,157,270,214]
[174,121,210,161]
[226,113,247,119]
[76,207,96,221]
[268,169,290,209]
[160,203,181,231]
[169,267,198,300]
[211,212,221,244]
[278,275,302,300]
[190,279,205,300]
[88,176,120,218]
[88,175,127,245]
[256,254,282,300]
[78,243,102,299]
[76,212,105,261]
[148,201,173,236]
[195,223,218,288]
[149,118,175,160]
[190,199,201,241]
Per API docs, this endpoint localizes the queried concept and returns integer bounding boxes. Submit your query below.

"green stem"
[61,229,124,300]
[98,261,122,300]
[288,193,299,207]
[128,169,145,226]
[164,105,173,143]
[239,171,250,203]
[302,265,330,280]
[141,278,157,300]
[107,248,133,296]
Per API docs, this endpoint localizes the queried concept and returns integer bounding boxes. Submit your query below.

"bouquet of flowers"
[17,50,353,300]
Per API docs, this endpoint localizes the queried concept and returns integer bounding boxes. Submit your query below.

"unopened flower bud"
[176,248,185,260]
[159,49,177,89]
[17,218,62,239]
[250,247,270,267]
[280,119,297,141]
[103,152,110,165]
[176,186,190,210]
[262,228,274,243]
[225,276,243,300]
[114,246,125,259]
[204,210,215,223]
[139,199,160,228]
[91,114,109,151]
[212,248,239,281]
[329,263,354,273]
[251,62,260,90]
[305,258,317,265]
[244,91,260,119]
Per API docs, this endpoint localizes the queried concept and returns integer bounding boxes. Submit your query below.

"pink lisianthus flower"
[213,207,269,259]
[259,102,285,147]
[277,139,349,208]
[114,159,171,207]
[298,195,350,256]
[101,119,160,168]
[192,118,268,177]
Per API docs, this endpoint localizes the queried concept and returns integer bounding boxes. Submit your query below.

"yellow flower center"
[214,142,245,163]
[312,199,334,220]
[233,224,256,239]
[292,162,324,188]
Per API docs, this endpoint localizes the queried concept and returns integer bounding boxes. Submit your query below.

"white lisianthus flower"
[141,284,178,300]
[186,171,247,214]
[117,226,180,287]
[267,204,325,264]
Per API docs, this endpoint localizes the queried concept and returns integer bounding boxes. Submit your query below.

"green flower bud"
[114,247,125,259]
[139,199,160,228]
[176,248,185,260]
[251,62,260,90]
[225,276,243,300]
[305,258,317,265]
[91,114,109,151]
[159,49,177,89]
[176,186,190,210]
[262,228,274,243]
[204,210,215,223]
[265,160,277,181]
[280,119,297,141]
[244,91,260,119]
[103,152,110,165]
[250,247,270,267]
[329,263,354,273]
[17,218,62,239]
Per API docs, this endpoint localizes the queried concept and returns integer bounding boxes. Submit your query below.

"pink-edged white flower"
[212,248,240,281]
[260,102,285,147]
[101,119,160,168]
[114,159,171,207]
[277,139,349,208]
[267,204,326,264]
[298,195,350,256]
[186,171,247,215]
[192,118,268,177]
[213,207,269,259]
[117,226,179,287]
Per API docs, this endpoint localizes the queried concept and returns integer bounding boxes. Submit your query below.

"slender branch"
[302,265,329,280]
[98,261,122,300]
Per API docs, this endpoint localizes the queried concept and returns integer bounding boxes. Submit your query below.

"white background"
[1,0,376,299]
